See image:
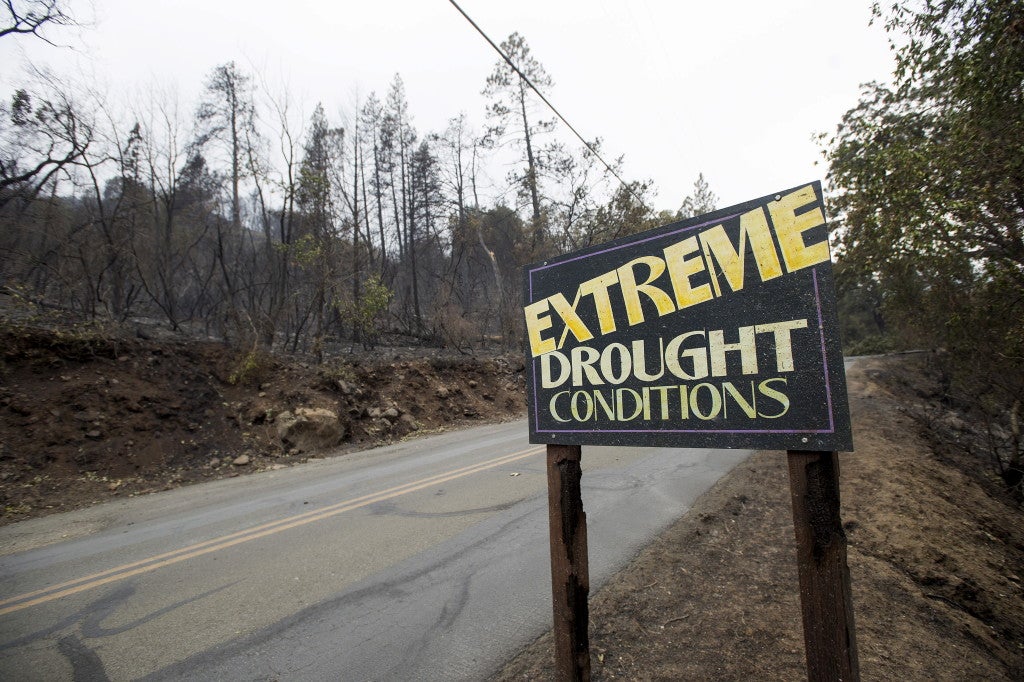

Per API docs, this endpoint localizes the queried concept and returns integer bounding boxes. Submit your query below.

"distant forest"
[2,11,721,355]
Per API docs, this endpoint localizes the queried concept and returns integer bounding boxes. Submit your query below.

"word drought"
[539,319,808,388]
[525,185,827,357]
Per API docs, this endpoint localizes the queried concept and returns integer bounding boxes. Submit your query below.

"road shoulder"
[493,356,1024,680]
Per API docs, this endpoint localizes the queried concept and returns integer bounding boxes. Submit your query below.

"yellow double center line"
[0,445,544,617]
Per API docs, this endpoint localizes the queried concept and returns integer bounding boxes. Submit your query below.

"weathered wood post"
[546,443,591,681]
[788,450,860,681]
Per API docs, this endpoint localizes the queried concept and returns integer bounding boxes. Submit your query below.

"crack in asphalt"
[57,634,109,682]
[0,580,235,680]
[389,573,475,679]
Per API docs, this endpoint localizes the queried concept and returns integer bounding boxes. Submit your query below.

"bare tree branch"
[1,0,76,46]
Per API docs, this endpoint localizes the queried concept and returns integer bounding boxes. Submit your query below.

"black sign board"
[523,182,852,451]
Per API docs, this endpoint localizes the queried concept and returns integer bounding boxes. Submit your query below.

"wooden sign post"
[526,183,859,681]
[546,443,590,682]
[788,450,860,681]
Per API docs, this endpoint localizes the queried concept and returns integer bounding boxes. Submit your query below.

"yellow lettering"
[663,236,713,309]
[549,292,593,348]
[755,319,808,372]
[525,186,830,359]
[524,299,554,356]
[743,208,785,281]
[709,326,758,376]
[578,271,620,335]
[616,256,676,326]
[768,185,829,272]
[698,209,783,294]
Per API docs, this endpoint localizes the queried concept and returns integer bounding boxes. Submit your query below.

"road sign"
[528,182,860,681]
[524,182,852,452]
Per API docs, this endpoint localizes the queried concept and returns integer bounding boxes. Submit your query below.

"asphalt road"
[0,420,750,681]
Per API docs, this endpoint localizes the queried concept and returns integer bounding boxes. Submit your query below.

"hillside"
[0,325,525,523]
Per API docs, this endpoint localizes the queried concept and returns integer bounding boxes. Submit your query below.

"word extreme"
[525,185,827,358]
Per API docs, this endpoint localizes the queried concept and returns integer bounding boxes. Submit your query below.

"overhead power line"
[446,0,653,213]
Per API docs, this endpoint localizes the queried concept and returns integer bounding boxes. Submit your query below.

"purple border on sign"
[527,220,837,437]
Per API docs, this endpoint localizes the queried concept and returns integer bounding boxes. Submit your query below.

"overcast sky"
[2,0,896,211]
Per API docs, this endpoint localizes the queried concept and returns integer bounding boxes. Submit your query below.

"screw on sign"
[523,183,858,681]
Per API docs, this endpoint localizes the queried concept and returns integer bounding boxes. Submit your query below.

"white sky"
[1,0,895,212]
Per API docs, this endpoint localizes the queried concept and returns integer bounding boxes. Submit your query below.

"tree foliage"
[0,76,91,208]
[830,1,1023,275]
[483,32,557,254]
[678,172,718,219]
[825,0,1024,489]
[341,273,392,350]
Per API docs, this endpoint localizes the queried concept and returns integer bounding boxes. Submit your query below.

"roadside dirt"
[494,356,1024,681]
[0,325,525,523]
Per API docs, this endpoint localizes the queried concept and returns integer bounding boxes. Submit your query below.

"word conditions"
[524,185,829,358]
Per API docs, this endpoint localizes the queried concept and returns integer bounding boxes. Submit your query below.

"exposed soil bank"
[0,326,525,523]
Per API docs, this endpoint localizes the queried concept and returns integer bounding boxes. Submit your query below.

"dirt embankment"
[0,326,525,524]
[495,356,1024,681]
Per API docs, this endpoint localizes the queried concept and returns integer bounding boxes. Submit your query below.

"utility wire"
[447,0,653,213]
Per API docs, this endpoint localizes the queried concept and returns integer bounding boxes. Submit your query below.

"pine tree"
[678,173,717,219]
[482,32,557,256]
